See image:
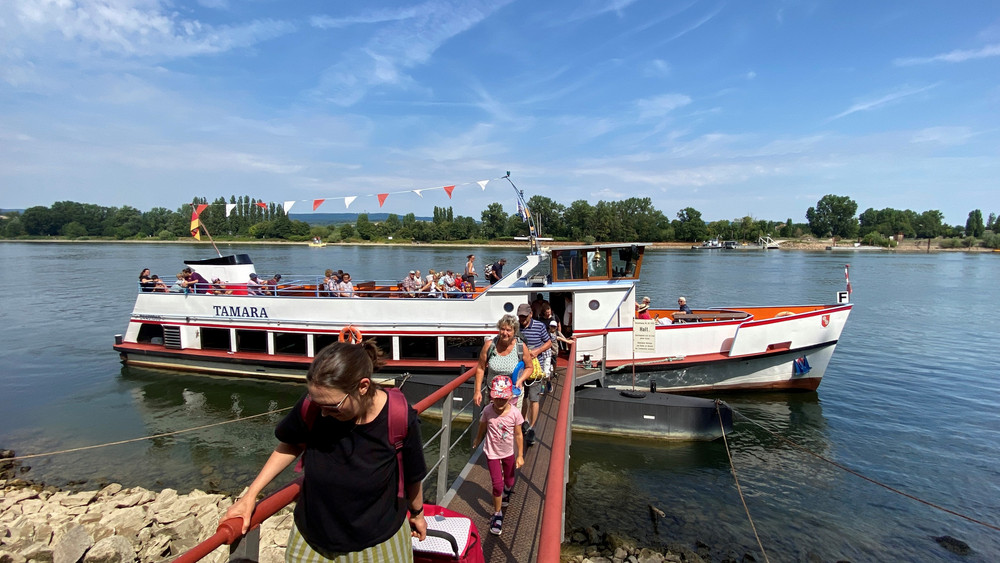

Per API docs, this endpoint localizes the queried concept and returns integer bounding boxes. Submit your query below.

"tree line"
[1,194,997,248]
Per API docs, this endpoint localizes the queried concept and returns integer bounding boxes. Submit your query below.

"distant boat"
[692,239,724,250]
[826,244,885,251]
[308,238,327,248]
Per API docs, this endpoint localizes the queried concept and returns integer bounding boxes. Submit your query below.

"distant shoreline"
[0,238,994,252]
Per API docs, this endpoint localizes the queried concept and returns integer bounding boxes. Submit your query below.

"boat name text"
[213,305,269,318]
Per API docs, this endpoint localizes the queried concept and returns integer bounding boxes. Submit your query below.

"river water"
[1,242,997,561]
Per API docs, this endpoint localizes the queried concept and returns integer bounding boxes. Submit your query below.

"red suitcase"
[412,505,485,563]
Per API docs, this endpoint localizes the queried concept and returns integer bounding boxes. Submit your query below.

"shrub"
[158,230,176,241]
[938,237,961,249]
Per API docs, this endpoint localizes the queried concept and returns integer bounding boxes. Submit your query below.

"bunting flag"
[313,199,325,211]
[344,196,357,209]
[225,203,237,217]
[195,203,209,215]
[517,200,528,222]
[412,189,424,198]
[190,210,201,241]
[256,202,268,209]
[377,193,389,207]
[283,201,296,214]
[443,185,455,199]
[477,180,489,190]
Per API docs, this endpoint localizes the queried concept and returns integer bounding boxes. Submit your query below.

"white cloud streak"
[828,83,939,121]
[894,43,1000,66]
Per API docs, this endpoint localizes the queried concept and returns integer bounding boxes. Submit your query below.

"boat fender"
[339,326,363,344]
[619,390,647,399]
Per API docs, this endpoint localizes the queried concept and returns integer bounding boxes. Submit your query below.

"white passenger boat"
[114,242,852,393]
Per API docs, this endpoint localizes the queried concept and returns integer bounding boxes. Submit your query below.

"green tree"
[480,203,508,239]
[914,210,945,239]
[21,206,58,236]
[563,200,594,241]
[355,214,375,240]
[965,209,984,238]
[61,221,88,238]
[806,195,858,238]
[525,196,566,239]
[673,207,708,242]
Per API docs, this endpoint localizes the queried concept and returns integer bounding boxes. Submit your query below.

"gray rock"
[95,485,122,499]
[53,524,93,563]
[138,535,170,562]
[82,536,135,563]
[935,535,971,555]
[19,542,53,563]
[97,506,148,540]
[0,549,27,563]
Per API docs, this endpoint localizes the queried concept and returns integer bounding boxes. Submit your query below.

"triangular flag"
[377,193,389,207]
[256,202,268,209]
[344,196,357,209]
[443,185,455,198]
[190,211,201,241]
[196,203,209,215]
[313,199,325,211]
[412,189,424,198]
[225,203,236,217]
[283,201,295,214]
[477,180,488,190]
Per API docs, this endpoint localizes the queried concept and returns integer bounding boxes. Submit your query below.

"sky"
[1,0,998,226]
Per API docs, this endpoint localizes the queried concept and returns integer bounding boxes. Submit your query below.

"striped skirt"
[285,519,413,563]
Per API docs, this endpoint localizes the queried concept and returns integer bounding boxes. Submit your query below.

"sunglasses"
[311,391,351,412]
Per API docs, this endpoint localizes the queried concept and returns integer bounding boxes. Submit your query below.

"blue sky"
[1,0,997,226]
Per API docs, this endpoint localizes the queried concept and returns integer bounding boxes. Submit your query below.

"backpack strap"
[293,395,319,473]
[385,387,409,499]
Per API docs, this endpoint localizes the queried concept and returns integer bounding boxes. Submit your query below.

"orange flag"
[256,202,268,209]
[443,185,455,198]
[377,193,389,207]
[313,199,325,211]
[190,211,201,241]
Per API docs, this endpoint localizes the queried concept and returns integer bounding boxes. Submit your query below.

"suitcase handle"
[424,528,460,556]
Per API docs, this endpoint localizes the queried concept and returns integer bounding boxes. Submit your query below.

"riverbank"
[0,475,720,563]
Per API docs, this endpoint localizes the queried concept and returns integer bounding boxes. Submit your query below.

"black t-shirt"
[275,391,427,553]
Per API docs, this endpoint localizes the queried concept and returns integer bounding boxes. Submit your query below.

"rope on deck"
[733,409,1000,533]
[717,401,771,563]
[6,407,293,461]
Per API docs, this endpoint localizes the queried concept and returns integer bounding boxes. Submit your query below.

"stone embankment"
[0,478,292,563]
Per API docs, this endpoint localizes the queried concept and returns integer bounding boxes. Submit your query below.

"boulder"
[97,505,148,539]
[95,485,122,498]
[82,536,135,563]
[0,549,27,563]
[52,524,93,563]
[19,542,54,563]
[935,535,971,555]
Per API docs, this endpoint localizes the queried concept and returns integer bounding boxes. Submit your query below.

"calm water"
[1,242,998,561]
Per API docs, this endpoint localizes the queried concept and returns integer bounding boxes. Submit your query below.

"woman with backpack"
[472,315,534,408]
[222,341,428,561]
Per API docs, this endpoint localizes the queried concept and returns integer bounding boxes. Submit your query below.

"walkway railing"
[537,340,577,561]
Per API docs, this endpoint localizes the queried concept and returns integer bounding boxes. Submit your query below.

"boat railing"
[138,278,482,299]
[174,364,481,562]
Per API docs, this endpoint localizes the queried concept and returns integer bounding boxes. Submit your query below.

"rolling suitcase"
[412,505,485,563]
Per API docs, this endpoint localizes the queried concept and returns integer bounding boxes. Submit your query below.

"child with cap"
[473,375,524,536]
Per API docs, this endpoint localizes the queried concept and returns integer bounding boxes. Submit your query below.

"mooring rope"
[717,401,771,563]
[733,409,1000,533]
[6,407,293,462]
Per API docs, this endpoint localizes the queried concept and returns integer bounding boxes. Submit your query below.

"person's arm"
[405,481,426,540]
[473,341,490,406]
[534,328,553,357]
[222,442,303,533]
[521,349,534,381]
[473,418,488,449]
[514,424,524,469]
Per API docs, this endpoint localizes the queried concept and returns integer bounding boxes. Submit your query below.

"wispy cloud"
[828,83,939,121]
[636,94,692,119]
[910,126,975,146]
[565,0,641,23]
[894,43,1000,66]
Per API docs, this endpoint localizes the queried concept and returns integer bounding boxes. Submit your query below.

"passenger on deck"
[464,254,477,291]
[221,341,428,559]
[473,314,532,408]
[418,269,436,295]
[487,258,506,285]
[209,278,232,295]
[678,296,692,314]
[152,275,168,293]
[323,269,339,296]
[531,293,548,319]
[139,269,155,292]
[636,297,652,320]
[169,272,190,293]
[185,267,210,294]
[246,273,263,295]
[549,319,575,357]
[263,274,281,296]
[441,270,460,297]
[400,271,419,297]
[338,273,356,298]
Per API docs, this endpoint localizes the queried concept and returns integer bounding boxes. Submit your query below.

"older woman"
[472,314,533,407]
[223,341,427,561]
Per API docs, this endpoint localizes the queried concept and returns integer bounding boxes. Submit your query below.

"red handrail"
[537,340,577,562]
[174,365,478,562]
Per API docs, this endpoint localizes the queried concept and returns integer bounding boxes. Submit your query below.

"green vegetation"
[0,194,995,249]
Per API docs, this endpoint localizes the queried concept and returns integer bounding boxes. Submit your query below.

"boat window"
[201,328,231,351]
[553,250,584,281]
[136,323,164,344]
[235,330,267,353]
[586,250,609,278]
[503,302,514,313]
[370,336,393,359]
[611,246,639,278]
[445,336,485,361]
[398,336,437,360]
[314,333,339,355]
[275,333,307,356]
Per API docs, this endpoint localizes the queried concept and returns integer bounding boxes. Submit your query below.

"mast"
[503,172,539,254]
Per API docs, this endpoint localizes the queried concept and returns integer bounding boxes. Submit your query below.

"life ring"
[775,311,795,317]
[339,326,363,343]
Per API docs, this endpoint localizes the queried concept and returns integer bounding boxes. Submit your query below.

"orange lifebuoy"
[339,326,363,343]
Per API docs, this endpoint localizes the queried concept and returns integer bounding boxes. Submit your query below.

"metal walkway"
[446,374,564,563]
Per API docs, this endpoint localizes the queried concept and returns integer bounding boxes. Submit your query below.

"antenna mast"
[503,172,539,254]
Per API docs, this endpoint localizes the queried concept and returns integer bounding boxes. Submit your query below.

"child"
[473,376,525,536]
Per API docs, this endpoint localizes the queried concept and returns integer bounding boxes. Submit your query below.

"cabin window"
[445,336,485,360]
[611,246,639,278]
[275,332,307,356]
[503,302,514,313]
[371,336,393,358]
[554,250,584,281]
[586,250,609,278]
[399,336,438,360]
[136,323,164,344]
[201,328,231,351]
[236,330,267,353]
[314,334,339,356]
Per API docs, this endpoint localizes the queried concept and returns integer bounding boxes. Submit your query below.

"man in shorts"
[516,303,551,446]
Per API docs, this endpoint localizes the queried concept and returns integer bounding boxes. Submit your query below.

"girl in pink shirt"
[473,376,524,536]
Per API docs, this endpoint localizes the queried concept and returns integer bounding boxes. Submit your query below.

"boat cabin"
[549,243,644,281]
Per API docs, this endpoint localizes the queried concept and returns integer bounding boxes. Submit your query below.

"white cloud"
[636,94,692,118]
[910,126,974,146]
[828,83,939,121]
[894,43,1000,66]
[642,59,672,78]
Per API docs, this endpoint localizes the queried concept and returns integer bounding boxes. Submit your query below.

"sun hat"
[516,303,532,317]
[549,319,558,327]
[642,296,651,303]
[490,376,514,399]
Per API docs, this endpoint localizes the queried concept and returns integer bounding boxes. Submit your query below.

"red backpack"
[295,387,410,499]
